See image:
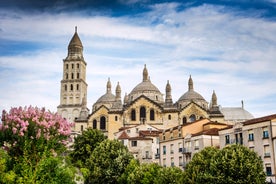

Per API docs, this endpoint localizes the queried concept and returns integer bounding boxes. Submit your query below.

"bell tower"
[57,27,88,123]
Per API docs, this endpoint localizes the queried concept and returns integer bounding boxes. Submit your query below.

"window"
[178,130,181,137]
[163,133,165,140]
[179,156,183,166]
[182,117,187,124]
[263,127,269,139]
[170,131,173,139]
[66,73,68,79]
[163,158,166,167]
[115,116,118,121]
[189,114,196,122]
[150,109,155,121]
[131,109,136,121]
[77,63,80,68]
[145,151,150,159]
[76,84,79,90]
[131,140,137,147]
[70,84,73,91]
[225,135,230,144]
[168,114,171,120]
[163,146,166,155]
[66,64,68,69]
[127,129,130,133]
[100,116,106,130]
[71,73,74,79]
[171,157,174,166]
[170,144,174,154]
[140,106,146,122]
[264,145,270,157]
[194,140,199,150]
[178,142,183,152]
[266,164,272,176]
[248,130,254,141]
[77,73,80,79]
[64,85,67,91]
[81,125,83,132]
[93,120,97,129]
[72,64,74,69]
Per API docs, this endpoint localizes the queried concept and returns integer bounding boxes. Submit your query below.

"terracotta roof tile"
[243,114,276,126]
[118,131,130,139]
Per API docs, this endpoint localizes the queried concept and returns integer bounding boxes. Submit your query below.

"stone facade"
[219,114,276,183]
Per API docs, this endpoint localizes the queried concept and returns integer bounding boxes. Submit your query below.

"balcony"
[182,148,191,154]
[155,153,160,159]
[142,155,152,159]
[264,153,271,158]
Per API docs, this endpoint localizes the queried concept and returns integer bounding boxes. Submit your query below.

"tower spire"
[75,26,77,33]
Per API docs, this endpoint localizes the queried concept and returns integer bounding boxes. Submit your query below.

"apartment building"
[114,124,161,164]
[219,114,276,183]
[159,118,228,169]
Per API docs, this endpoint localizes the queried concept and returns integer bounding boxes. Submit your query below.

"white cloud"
[0,3,276,118]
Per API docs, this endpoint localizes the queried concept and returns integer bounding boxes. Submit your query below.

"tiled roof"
[118,131,130,139]
[243,114,276,126]
[128,136,152,140]
[139,130,161,137]
[192,128,219,137]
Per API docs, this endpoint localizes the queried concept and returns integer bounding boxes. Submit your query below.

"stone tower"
[57,27,88,123]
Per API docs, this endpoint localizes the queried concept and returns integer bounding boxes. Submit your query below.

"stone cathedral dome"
[178,75,208,109]
[127,65,164,104]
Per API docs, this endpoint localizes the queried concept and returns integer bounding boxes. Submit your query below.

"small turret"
[188,75,194,91]
[165,80,173,106]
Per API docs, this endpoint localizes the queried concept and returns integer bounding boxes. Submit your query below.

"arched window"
[131,109,136,121]
[115,116,118,121]
[182,117,187,124]
[150,109,155,121]
[93,119,97,129]
[189,114,196,122]
[66,73,68,79]
[77,63,80,68]
[77,73,80,79]
[70,84,73,91]
[140,106,146,123]
[66,64,68,69]
[64,85,67,91]
[100,116,106,130]
[72,64,74,69]
[71,73,74,79]
[76,84,79,90]
[168,114,171,120]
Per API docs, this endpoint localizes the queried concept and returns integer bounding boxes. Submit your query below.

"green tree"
[155,166,185,184]
[185,146,219,183]
[185,145,266,184]
[70,128,106,167]
[119,160,185,184]
[85,139,133,184]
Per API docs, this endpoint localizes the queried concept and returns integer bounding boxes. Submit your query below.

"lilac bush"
[0,106,73,156]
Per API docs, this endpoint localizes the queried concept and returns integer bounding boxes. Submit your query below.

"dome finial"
[107,77,111,93]
[212,90,217,106]
[143,64,148,82]
[188,75,194,91]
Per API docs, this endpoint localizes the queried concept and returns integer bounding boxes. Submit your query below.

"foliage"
[155,166,185,184]
[84,139,134,184]
[119,160,185,184]
[0,106,73,157]
[0,106,76,184]
[185,145,266,184]
[70,128,106,167]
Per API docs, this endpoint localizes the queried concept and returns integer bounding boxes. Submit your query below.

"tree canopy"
[70,128,106,167]
[185,145,266,184]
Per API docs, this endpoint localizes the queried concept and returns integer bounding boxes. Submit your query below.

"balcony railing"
[264,153,271,157]
[182,148,191,154]
[155,153,160,159]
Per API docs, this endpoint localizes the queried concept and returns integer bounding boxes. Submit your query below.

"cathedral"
[57,28,254,139]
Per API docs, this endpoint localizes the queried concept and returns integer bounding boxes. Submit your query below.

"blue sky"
[0,0,276,118]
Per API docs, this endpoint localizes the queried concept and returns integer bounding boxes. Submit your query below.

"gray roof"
[96,93,116,103]
[130,80,161,95]
[221,107,254,122]
[178,90,206,102]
